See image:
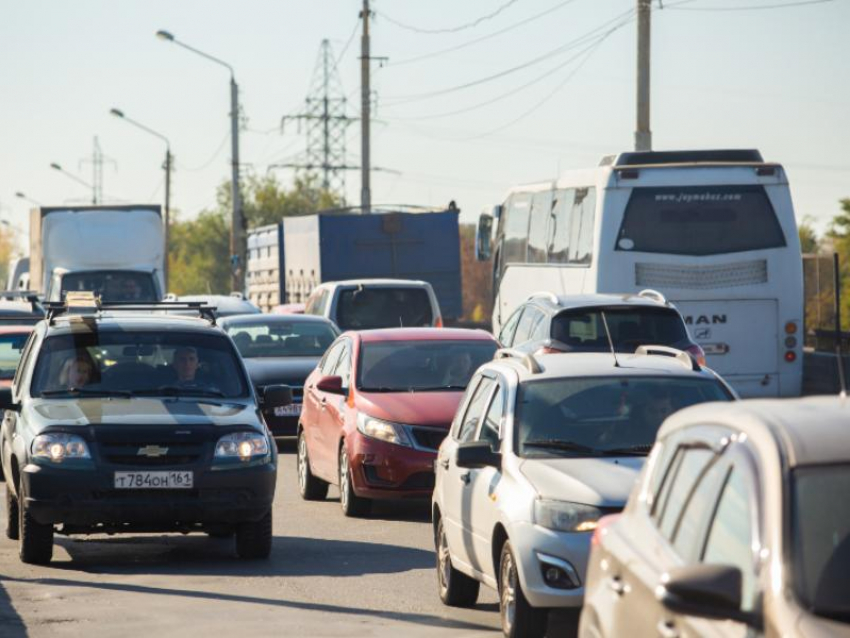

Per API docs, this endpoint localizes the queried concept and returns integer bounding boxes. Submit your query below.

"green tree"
[798,219,819,254]
[826,199,850,330]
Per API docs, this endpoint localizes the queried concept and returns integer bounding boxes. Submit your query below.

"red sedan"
[297,328,498,516]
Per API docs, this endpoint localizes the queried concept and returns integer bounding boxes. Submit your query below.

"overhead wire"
[176,131,230,172]
[665,0,837,9]
[377,0,523,35]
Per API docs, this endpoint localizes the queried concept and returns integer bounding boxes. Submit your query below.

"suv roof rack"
[495,348,543,374]
[634,345,700,371]
[637,289,668,305]
[0,290,44,314]
[526,291,559,305]
[45,292,218,325]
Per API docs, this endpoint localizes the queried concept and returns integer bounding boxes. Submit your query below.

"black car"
[219,314,339,437]
[0,299,292,564]
[498,290,706,364]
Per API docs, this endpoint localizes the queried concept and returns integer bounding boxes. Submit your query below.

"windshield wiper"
[359,386,400,393]
[412,385,468,392]
[134,386,227,398]
[40,388,133,398]
[522,439,600,455]
[600,444,653,457]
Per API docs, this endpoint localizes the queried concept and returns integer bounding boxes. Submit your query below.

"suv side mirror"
[456,440,501,469]
[316,375,345,395]
[658,564,763,631]
[476,213,493,262]
[0,387,19,412]
[261,384,293,408]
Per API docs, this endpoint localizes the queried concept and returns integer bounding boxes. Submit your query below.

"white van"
[476,149,803,398]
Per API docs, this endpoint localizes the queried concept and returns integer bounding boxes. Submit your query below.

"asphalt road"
[0,443,576,638]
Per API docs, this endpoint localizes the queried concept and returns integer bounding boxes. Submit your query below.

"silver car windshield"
[515,376,731,457]
[31,331,250,399]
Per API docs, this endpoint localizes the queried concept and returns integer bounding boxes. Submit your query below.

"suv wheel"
[297,429,328,501]
[435,517,479,607]
[18,486,53,565]
[235,510,273,559]
[499,540,547,638]
[339,444,370,517]
[5,484,19,540]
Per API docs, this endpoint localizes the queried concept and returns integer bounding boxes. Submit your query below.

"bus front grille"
[635,259,767,289]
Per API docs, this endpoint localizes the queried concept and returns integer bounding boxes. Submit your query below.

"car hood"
[355,391,463,428]
[26,397,257,428]
[520,457,645,507]
[242,357,319,387]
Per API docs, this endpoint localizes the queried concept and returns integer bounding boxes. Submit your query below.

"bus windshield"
[616,185,786,256]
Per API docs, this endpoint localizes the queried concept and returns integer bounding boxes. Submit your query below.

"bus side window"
[548,189,575,264]
[570,187,596,265]
[527,190,554,264]
[502,192,532,266]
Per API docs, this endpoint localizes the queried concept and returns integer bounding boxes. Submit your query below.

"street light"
[15,191,40,206]
[50,163,96,204]
[156,28,244,292]
[110,106,172,290]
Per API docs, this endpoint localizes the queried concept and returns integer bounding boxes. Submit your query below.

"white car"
[432,347,736,638]
[302,279,443,331]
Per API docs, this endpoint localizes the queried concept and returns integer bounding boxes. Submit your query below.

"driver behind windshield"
[172,346,201,385]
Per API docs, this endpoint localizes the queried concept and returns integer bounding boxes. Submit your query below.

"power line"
[390,0,582,67]
[177,130,230,172]
[382,7,636,105]
[666,0,836,9]
[377,0,523,35]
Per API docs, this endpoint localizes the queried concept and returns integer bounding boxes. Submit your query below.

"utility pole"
[164,148,172,290]
[360,0,372,214]
[635,0,652,152]
[230,76,244,292]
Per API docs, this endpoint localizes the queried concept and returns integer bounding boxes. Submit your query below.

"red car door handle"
[656,620,679,638]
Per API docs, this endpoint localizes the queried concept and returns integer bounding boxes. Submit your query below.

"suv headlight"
[215,432,270,461]
[32,433,91,463]
[534,499,603,533]
[356,413,413,448]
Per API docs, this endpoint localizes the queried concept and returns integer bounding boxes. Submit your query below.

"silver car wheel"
[297,435,308,494]
[438,524,451,595]
[500,549,517,635]
[339,447,350,510]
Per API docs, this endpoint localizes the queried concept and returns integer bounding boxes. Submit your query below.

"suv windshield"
[552,307,689,352]
[226,321,337,358]
[359,340,497,392]
[61,270,158,303]
[793,464,850,624]
[31,331,249,399]
[515,376,731,457]
[336,287,433,330]
[616,185,786,256]
[0,332,29,380]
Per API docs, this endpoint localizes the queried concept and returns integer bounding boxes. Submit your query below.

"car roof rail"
[0,290,45,314]
[634,344,700,371]
[494,348,543,374]
[525,291,559,305]
[45,292,218,325]
[638,289,668,305]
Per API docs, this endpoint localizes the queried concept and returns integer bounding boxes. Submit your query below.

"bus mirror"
[476,214,493,262]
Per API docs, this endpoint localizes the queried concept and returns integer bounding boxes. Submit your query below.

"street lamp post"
[110,107,172,291]
[50,163,96,204]
[15,192,41,206]
[156,29,244,292]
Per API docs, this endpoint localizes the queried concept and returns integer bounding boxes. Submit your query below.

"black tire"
[435,517,479,607]
[235,510,273,559]
[18,487,53,565]
[297,429,328,501]
[499,540,547,638]
[339,444,371,517]
[5,484,19,540]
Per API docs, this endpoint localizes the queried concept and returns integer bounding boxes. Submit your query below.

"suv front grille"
[100,442,204,467]
[106,455,199,466]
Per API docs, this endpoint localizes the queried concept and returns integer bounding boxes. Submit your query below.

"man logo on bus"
[684,315,728,326]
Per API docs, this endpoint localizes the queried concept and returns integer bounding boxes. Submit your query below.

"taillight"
[785,351,797,363]
[591,513,621,548]
[785,321,798,335]
[685,344,706,367]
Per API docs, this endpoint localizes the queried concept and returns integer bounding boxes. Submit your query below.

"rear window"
[62,270,159,302]
[615,185,786,256]
[551,307,689,352]
[336,287,433,330]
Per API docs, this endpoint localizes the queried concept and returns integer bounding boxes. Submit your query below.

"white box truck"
[29,205,165,302]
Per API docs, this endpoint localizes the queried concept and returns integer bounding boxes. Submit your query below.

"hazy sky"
[2,0,848,248]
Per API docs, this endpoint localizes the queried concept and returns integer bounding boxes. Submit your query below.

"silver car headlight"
[32,433,91,463]
[534,499,603,533]
[215,432,270,461]
[356,413,413,448]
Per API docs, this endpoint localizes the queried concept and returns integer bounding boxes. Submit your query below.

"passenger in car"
[58,352,98,389]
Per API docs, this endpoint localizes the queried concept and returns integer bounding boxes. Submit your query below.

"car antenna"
[600,311,620,368]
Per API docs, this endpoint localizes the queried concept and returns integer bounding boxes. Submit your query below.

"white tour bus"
[476,149,803,398]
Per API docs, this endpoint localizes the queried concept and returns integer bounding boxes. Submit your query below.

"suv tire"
[297,429,328,501]
[18,486,53,565]
[339,444,371,517]
[499,540,547,638]
[5,485,19,540]
[435,517,479,607]
[235,510,273,559]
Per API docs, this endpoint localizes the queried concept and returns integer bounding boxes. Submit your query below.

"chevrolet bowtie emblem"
[138,445,169,458]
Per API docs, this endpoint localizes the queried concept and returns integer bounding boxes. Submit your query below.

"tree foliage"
[798,219,819,254]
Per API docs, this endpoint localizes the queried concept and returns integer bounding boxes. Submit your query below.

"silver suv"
[432,347,735,638]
